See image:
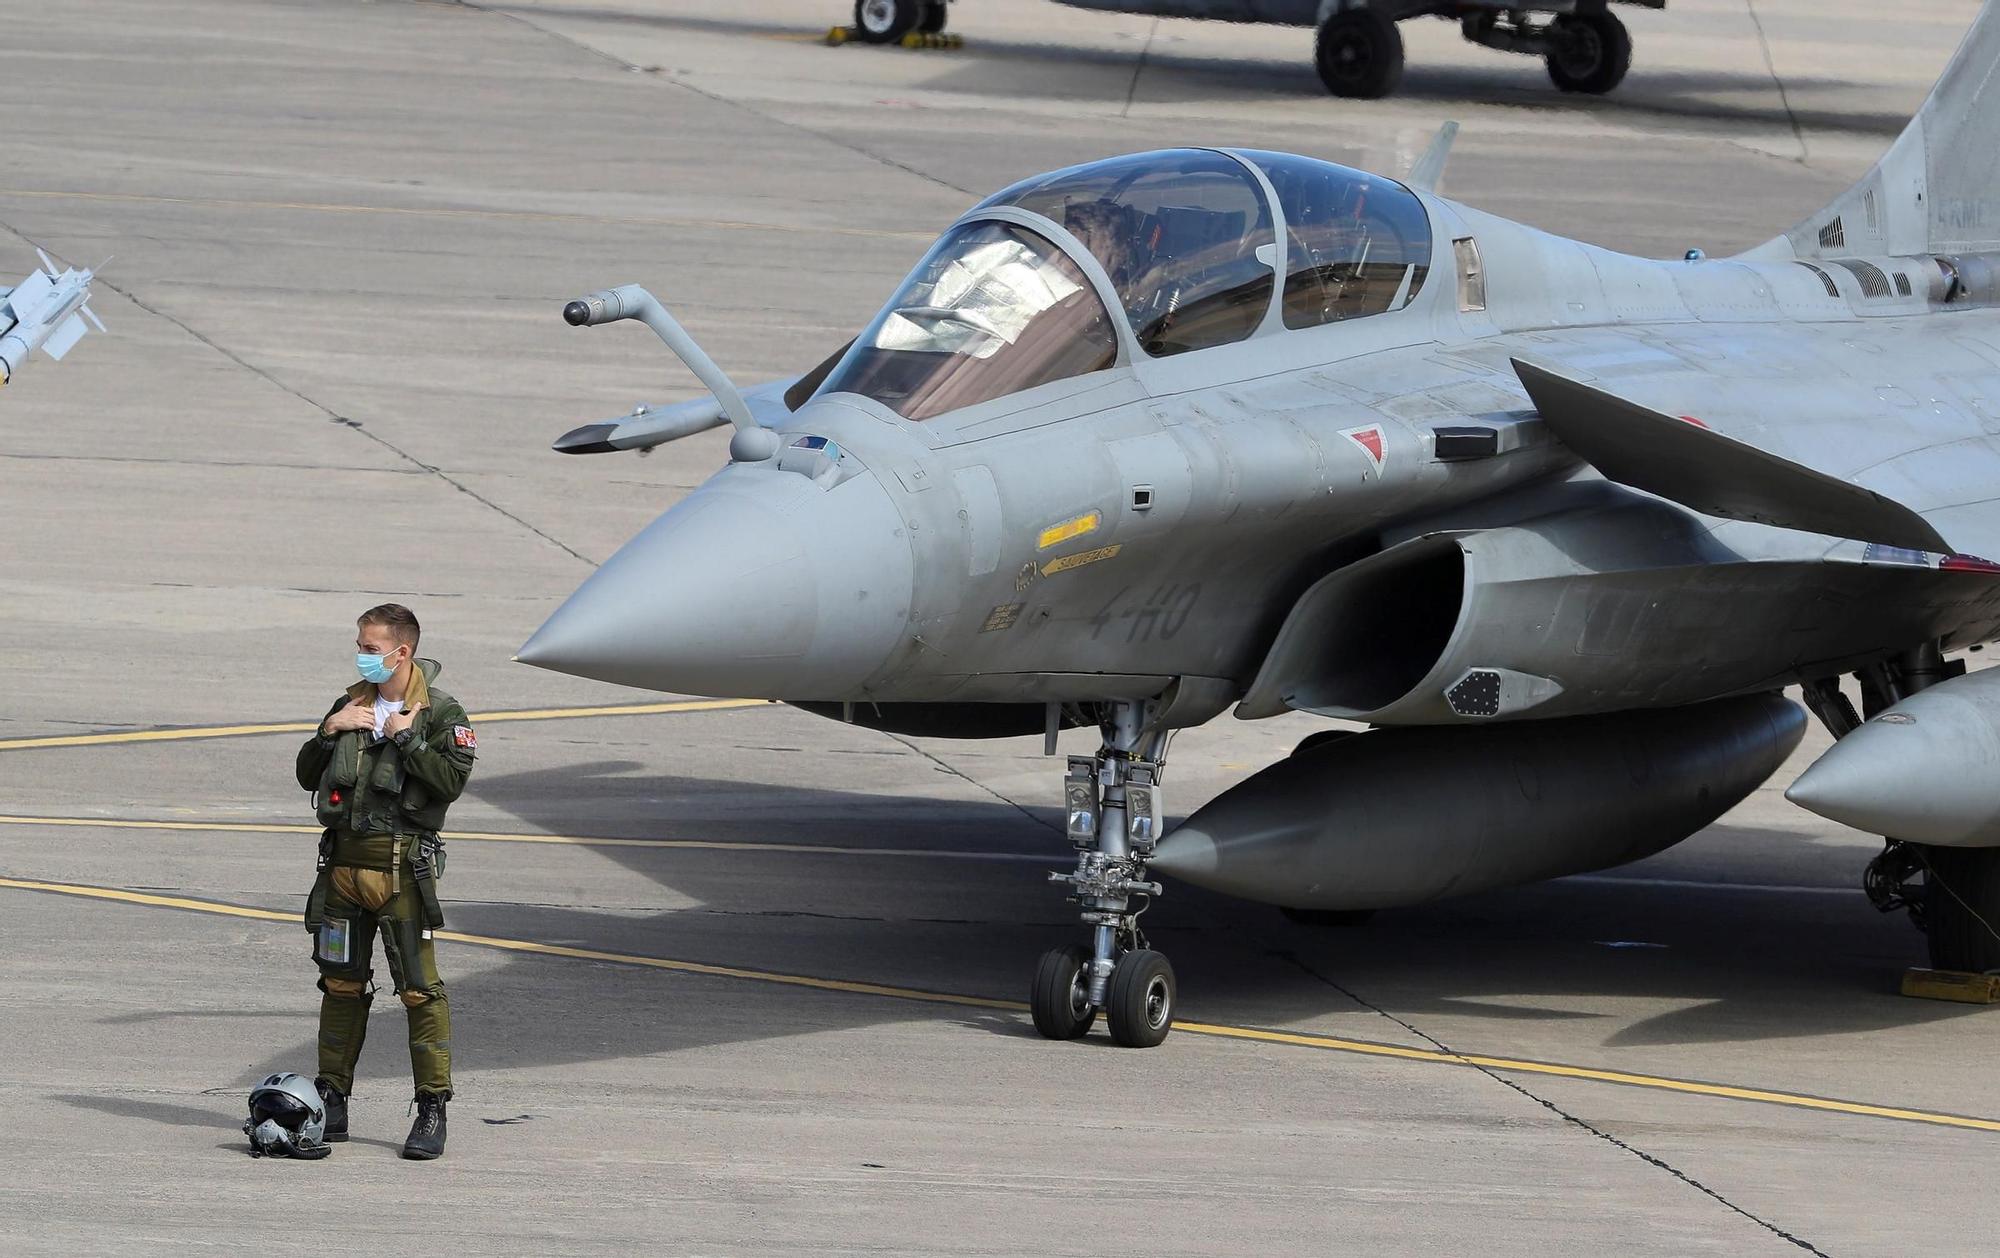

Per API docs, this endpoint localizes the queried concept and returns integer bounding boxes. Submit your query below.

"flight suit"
[295,657,476,1099]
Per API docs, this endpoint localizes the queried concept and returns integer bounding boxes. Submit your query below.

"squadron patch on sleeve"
[452,725,477,749]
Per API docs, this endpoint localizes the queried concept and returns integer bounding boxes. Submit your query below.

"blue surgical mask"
[356,652,396,685]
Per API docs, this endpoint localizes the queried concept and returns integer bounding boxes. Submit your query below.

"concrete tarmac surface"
[2,1,1996,1253]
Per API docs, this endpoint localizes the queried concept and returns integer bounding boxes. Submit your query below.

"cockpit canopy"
[983,148,1278,358]
[815,148,1433,422]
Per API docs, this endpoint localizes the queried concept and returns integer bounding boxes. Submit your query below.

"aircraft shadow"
[224,754,1984,1098]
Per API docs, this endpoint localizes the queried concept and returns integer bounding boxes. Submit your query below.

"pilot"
[1062,199,1145,294]
[294,603,476,1160]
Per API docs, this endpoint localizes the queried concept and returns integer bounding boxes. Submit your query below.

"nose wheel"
[1030,943,1095,1040]
[1030,701,1177,1047]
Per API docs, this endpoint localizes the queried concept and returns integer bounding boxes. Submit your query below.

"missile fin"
[41,313,88,361]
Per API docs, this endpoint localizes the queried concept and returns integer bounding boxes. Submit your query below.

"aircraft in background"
[1,251,105,390]
[528,4,2000,1048]
[847,0,1657,97]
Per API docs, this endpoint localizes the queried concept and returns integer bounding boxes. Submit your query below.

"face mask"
[356,652,397,685]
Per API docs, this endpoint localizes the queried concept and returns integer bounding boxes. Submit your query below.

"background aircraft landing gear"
[1315,9,1404,99]
[1032,701,1177,1047]
[1544,11,1632,94]
[853,0,931,44]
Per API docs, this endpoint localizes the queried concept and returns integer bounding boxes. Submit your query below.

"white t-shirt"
[373,695,406,740]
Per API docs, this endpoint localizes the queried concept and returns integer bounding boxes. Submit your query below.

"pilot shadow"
[56,1093,232,1131]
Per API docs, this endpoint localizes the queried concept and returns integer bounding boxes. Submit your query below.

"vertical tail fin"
[1753,0,2000,259]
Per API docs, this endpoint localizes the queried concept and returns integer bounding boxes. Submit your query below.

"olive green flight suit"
[295,657,476,1098]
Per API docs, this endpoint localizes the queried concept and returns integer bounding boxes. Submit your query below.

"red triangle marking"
[1344,425,1385,469]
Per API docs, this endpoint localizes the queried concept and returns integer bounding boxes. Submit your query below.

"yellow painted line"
[0,877,1020,1012]
[0,698,765,753]
[0,187,928,242]
[0,814,1055,862]
[1169,1021,2000,1131]
[3,873,1997,1135]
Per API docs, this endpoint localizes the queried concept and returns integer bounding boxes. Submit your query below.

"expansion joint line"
[1745,0,1809,165]
[1276,951,1831,1257]
[450,1,977,198]
[878,729,1065,836]
[0,214,596,569]
[1121,19,1160,119]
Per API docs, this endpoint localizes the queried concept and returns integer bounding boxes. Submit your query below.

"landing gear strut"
[1031,701,1178,1048]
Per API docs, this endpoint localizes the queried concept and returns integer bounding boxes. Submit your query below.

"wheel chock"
[824,27,962,50]
[1900,967,2000,1004]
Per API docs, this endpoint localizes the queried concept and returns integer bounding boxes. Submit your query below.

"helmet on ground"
[244,1072,332,1159]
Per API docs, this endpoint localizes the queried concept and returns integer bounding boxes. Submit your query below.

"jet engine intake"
[1240,494,2000,726]
[1151,694,1806,910]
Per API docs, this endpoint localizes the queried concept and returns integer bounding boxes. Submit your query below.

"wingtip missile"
[0,254,106,387]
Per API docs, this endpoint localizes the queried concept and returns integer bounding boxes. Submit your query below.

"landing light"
[1065,756,1097,844]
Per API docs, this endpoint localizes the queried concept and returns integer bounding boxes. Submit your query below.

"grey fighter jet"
[525,2,2000,1047]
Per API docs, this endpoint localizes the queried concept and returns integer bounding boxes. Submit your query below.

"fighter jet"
[844,0,1654,99]
[524,2,2000,1047]
[0,251,105,390]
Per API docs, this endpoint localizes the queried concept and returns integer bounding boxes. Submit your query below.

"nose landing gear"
[1030,701,1178,1048]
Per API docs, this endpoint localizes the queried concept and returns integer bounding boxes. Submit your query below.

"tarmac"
[1,1,1996,1253]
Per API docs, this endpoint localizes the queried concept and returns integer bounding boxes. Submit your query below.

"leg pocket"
[313,913,377,981]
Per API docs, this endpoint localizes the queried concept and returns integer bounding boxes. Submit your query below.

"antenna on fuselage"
[1406,121,1459,194]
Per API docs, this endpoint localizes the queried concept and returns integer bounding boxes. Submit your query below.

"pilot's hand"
[322,701,375,736]
[383,702,424,740]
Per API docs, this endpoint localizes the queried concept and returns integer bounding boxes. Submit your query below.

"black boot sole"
[400,1145,442,1160]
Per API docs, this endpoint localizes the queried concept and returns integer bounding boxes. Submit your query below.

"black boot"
[401,1093,446,1160]
[314,1077,349,1143]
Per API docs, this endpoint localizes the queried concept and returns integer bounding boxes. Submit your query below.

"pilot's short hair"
[358,603,421,649]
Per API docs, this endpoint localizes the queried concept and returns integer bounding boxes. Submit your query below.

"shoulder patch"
[452,725,477,750]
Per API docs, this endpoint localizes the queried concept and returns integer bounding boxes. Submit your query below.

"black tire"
[1281,906,1377,928]
[1105,949,1176,1048]
[918,0,948,35]
[1314,10,1404,100]
[1923,846,2000,972]
[1544,12,1632,95]
[853,0,922,44]
[1031,943,1096,1040]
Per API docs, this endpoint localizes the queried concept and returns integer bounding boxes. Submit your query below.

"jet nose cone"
[519,466,912,698]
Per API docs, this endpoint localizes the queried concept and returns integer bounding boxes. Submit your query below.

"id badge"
[317,918,353,967]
